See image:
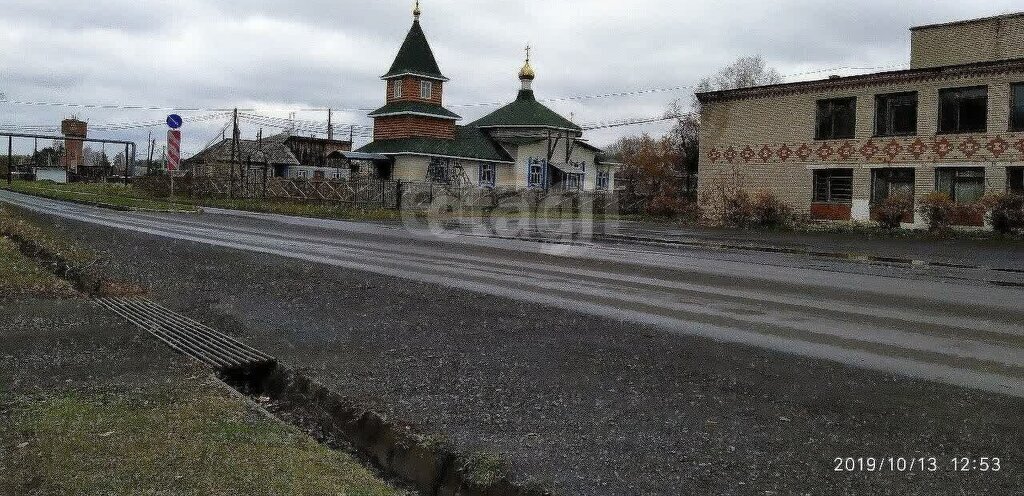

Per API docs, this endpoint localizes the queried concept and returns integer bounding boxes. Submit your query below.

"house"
[696,12,1024,227]
[356,4,618,192]
[184,132,360,180]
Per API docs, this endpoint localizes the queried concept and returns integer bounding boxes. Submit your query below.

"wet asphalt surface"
[7,203,1021,496]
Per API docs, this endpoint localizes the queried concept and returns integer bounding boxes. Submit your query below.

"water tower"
[60,117,87,172]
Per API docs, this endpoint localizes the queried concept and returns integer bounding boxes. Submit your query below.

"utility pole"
[124,143,130,185]
[7,135,12,185]
[230,108,239,198]
[327,108,333,141]
[146,130,153,174]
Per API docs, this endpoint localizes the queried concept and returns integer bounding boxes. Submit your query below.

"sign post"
[166,114,183,198]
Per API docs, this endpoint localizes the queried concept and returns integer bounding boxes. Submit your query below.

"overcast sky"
[1,0,1021,156]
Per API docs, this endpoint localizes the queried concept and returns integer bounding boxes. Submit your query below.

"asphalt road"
[3,189,1022,494]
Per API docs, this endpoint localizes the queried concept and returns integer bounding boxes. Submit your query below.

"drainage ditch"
[104,295,552,496]
[0,214,554,496]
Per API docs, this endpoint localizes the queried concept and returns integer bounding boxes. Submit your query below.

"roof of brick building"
[367,100,461,120]
[383,19,447,81]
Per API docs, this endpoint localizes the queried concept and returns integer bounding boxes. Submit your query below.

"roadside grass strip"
[0,379,401,496]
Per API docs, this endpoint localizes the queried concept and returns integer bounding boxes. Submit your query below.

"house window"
[528,160,544,188]
[563,174,582,191]
[870,168,915,204]
[296,169,309,179]
[420,80,433,100]
[815,97,856,140]
[938,86,987,133]
[479,163,495,187]
[1007,167,1023,194]
[812,169,853,203]
[936,167,985,203]
[875,92,918,136]
[427,157,454,184]
[1011,83,1024,132]
[393,80,403,99]
[596,168,610,191]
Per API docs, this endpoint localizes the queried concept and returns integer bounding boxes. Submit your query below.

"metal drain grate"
[96,297,275,370]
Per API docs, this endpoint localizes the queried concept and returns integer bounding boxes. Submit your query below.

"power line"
[0,63,907,116]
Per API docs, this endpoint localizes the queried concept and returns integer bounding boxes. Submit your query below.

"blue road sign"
[166,114,183,129]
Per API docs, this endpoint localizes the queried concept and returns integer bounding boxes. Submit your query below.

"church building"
[357,4,618,192]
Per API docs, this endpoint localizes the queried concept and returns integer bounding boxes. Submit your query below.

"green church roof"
[470,90,582,132]
[383,20,447,81]
[367,100,461,120]
[357,126,513,163]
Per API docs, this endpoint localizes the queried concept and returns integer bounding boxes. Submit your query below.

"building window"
[936,167,985,203]
[875,92,918,136]
[1011,83,1024,132]
[938,86,987,134]
[528,160,544,188]
[870,168,915,204]
[393,80,403,98]
[812,168,853,203]
[1007,167,1023,194]
[478,163,495,187]
[563,174,582,191]
[596,168,610,191]
[420,80,433,100]
[815,97,856,140]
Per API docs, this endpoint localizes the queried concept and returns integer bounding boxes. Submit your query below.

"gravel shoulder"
[22,208,1022,495]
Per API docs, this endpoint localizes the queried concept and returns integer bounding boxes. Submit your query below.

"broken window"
[479,163,495,188]
[938,86,987,133]
[871,168,915,204]
[1011,83,1024,132]
[812,169,853,203]
[1008,167,1024,194]
[875,92,918,136]
[936,167,985,203]
[815,97,856,140]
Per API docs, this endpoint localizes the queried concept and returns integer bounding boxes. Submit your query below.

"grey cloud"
[2,0,1022,155]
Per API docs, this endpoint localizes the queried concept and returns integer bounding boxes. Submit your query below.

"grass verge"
[0,237,76,297]
[0,379,401,496]
[1,180,199,212]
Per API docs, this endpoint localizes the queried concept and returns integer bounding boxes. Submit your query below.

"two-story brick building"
[697,12,1024,227]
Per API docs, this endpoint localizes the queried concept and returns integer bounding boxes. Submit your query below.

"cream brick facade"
[698,49,1024,227]
[911,13,1024,69]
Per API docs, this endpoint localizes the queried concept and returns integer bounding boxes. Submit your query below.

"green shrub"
[918,192,954,231]
[983,193,1024,234]
[874,193,914,229]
